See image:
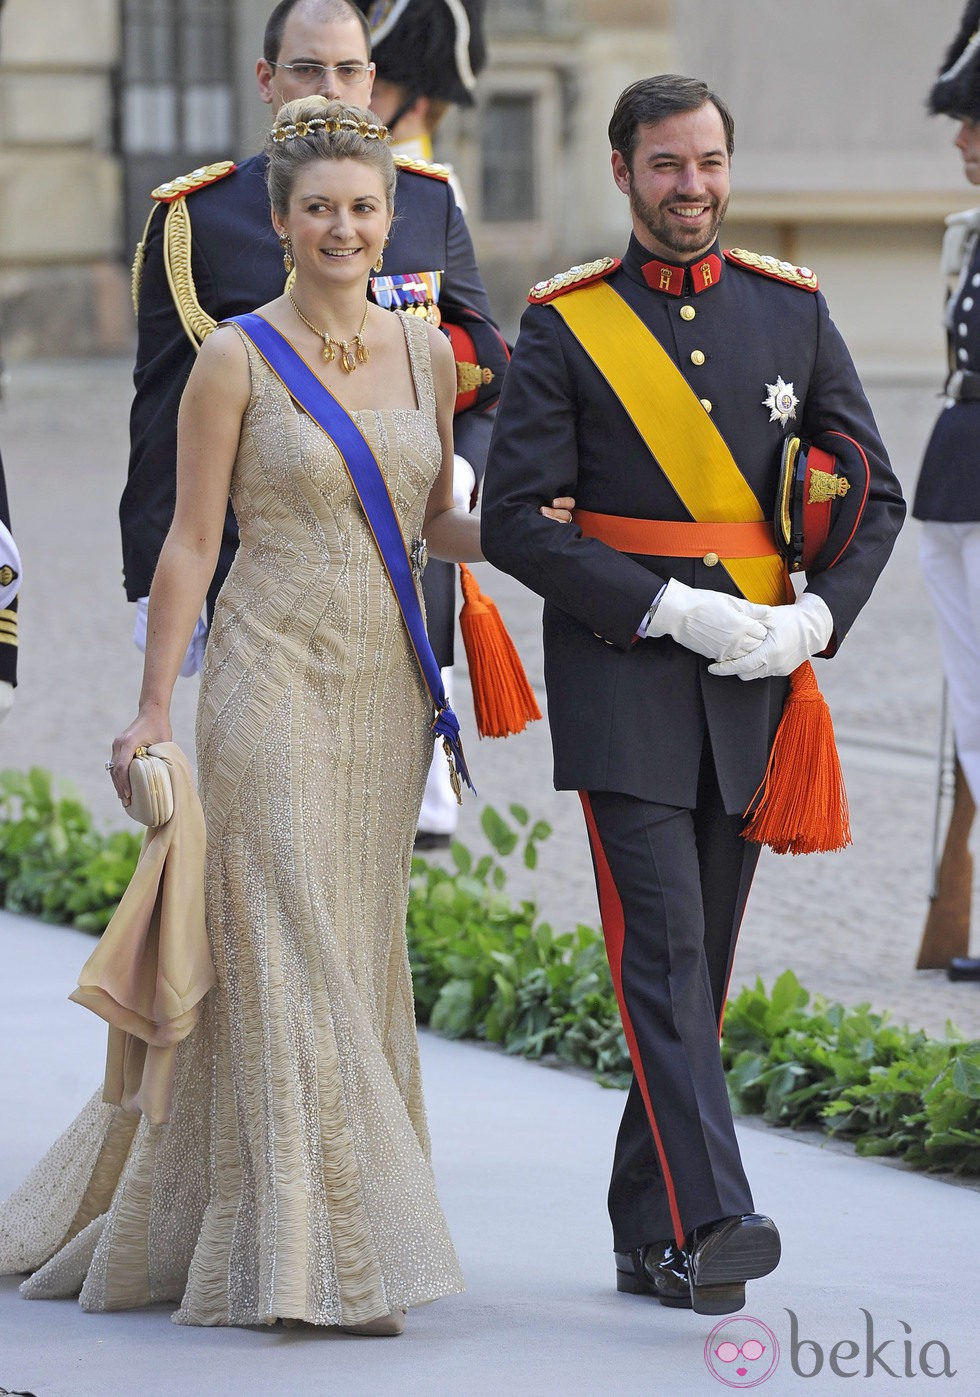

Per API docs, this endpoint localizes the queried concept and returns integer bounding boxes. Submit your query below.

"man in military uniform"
[914,0,980,981]
[482,75,905,1315]
[121,0,505,651]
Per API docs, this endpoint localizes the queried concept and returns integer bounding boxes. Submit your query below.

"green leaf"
[449,839,472,875]
[481,805,518,856]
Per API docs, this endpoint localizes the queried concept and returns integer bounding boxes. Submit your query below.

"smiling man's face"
[611,102,731,262]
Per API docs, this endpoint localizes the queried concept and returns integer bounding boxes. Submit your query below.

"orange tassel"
[458,563,542,738]
[741,660,851,855]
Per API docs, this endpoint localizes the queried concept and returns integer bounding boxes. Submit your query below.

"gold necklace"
[288,290,370,372]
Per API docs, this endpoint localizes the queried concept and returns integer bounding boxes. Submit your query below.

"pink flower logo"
[704,1316,780,1387]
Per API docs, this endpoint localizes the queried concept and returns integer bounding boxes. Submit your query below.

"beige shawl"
[70,742,213,1125]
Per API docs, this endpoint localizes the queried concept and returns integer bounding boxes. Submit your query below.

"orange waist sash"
[573,510,777,560]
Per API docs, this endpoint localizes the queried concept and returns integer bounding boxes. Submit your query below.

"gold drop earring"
[373,234,390,275]
[279,234,294,273]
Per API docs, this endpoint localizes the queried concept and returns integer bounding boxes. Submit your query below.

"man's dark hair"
[608,74,735,168]
[264,0,372,65]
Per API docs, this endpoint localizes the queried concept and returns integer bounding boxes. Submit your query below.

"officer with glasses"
[121,0,505,667]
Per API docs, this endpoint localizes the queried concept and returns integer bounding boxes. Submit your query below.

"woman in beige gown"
[0,97,570,1334]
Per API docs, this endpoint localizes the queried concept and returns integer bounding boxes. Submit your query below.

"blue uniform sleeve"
[481,303,664,649]
[121,203,200,600]
[439,183,494,324]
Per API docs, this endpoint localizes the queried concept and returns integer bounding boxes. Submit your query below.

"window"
[121,0,233,156]
[119,0,235,252]
[481,94,536,223]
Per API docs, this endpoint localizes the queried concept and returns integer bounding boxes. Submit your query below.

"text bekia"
[787,1309,956,1379]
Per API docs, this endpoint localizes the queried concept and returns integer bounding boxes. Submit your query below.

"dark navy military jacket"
[121,151,496,662]
[914,214,980,522]
[481,235,906,813]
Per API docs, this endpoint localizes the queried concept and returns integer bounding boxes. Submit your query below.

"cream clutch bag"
[126,746,175,827]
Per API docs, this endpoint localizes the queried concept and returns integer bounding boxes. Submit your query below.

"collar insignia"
[641,253,722,296]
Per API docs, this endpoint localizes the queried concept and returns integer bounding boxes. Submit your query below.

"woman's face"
[276,157,391,287]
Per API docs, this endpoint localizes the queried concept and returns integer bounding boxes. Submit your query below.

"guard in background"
[482,75,905,1315]
[915,0,980,981]
[0,446,19,724]
[356,0,503,848]
[121,0,505,704]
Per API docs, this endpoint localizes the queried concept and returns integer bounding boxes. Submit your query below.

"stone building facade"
[0,0,970,375]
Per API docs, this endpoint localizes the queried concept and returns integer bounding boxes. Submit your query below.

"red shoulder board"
[394,154,450,182]
[527,257,620,304]
[151,160,237,204]
[723,248,818,292]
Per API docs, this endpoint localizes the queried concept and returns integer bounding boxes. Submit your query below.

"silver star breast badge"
[763,375,799,426]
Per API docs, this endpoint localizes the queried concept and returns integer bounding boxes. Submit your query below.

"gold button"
[703,551,720,567]
[700,398,712,413]
[690,349,705,366]
[680,304,695,321]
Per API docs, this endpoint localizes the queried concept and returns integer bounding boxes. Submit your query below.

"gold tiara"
[270,115,389,143]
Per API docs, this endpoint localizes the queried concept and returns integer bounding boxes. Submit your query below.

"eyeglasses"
[714,1340,767,1363]
[270,61,374,88]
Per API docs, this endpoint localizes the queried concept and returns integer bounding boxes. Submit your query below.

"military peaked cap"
[356,0,486,106]
[929,0,980,121]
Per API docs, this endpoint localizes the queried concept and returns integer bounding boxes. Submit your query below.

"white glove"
[452,453,477,510]
[0,680,12,723]
[708,592,834,680]
[646,578,769,662]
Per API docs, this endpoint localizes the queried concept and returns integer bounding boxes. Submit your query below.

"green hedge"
[0,768,142,933]
[1,769,978,1176]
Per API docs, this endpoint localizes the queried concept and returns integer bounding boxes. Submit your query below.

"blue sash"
[231,311,474,799]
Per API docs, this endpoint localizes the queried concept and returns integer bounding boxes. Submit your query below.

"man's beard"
[630,186,729,260]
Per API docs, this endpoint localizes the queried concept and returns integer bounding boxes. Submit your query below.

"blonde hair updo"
[265,96,396,217]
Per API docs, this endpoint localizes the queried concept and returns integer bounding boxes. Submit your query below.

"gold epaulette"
[527,257,620,304]
[394,153,450,182]
[151,160,237,204]
[130,205,156,316]
[723,248,819,292]
[132,161,237,334]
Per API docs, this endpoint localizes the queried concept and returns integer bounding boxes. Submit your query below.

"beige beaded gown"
[0,313,464,1326]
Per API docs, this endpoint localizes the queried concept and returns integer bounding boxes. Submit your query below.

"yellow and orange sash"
[552,279,788,607]
[550,279,849,855]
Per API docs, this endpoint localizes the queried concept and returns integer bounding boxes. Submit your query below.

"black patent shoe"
[615,1241,692,1308]
[413,830,452,851]
[685,1213,781,1315]
[948,956,980,981]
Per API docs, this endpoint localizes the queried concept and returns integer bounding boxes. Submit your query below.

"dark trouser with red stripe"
[580,750,760,1252]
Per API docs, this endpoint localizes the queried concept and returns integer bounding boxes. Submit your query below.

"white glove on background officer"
[133,596,208,678]
[645,578,769,662]
[709,592,834,679]
[0,679,12,723]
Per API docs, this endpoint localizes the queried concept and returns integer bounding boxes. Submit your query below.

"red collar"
[641,253,723,295]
